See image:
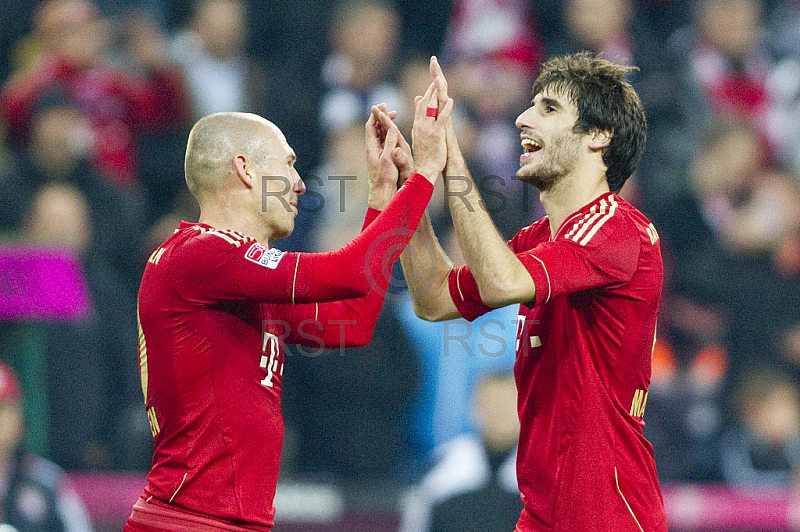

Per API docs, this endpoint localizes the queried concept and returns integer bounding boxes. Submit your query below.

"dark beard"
[517,165,564,192]
[516,130,580,192]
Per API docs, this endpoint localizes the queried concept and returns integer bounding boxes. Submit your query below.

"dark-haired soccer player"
[397,54,668,531]
[125,90,454,531]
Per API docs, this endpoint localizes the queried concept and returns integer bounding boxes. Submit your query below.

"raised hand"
[428,56,466,174]
[411,64,454,184]
[370,104,414,185]
[365,105,401,210]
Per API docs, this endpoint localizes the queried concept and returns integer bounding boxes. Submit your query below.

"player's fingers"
[366,105,377,131]
[416,82,435,116]
[392,146,411,169]
[396,128,411,154]
[430,56,449,103]
[388,110,398,120]
[376,107,395,132]
[383,123,399,154]
[366,106,379,144]
[427,88,439,118]
[438,98,455,124]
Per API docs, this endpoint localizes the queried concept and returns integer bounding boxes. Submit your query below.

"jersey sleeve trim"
[455,269,466,302]
[291,253,301,304]
[447,265,494,321]
[516,252,552,306]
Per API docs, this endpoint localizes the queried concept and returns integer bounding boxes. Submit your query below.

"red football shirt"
[449,192,668,531]
[134,175,433,530]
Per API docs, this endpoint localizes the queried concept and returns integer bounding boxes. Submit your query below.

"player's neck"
[198,203,270,245]
[539,169,610,238]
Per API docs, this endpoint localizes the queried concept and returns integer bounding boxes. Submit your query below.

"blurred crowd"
[1,0,800,527]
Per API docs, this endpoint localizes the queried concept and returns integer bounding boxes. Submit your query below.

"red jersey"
[449,192,668,531]
[0,55,189,185]
[133,175,433,530]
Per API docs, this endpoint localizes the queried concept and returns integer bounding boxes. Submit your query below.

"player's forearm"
[399,212,461,321]
[447,170,535,307]
[293,173,434,303]
[367,183,396,211]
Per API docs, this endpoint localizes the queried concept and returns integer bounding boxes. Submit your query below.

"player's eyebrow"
[539,97,563,110]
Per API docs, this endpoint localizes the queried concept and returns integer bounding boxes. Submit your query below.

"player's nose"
[294,176,306,196]
[515,106,535,130]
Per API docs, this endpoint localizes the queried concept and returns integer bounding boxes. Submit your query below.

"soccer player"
[125,100,453,531]
[396,54,668,531]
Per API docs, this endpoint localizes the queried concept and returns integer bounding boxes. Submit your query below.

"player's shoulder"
[192,225,254,248]
[556,192,654,247]
[177,224,256,254]
[509,218,550,251]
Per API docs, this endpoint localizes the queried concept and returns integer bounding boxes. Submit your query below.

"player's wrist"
[412,165,441,184]
[367,184,395,210]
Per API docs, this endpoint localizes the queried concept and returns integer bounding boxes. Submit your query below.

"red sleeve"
[171,173,434,305]
[447,265,496,322]
[272,207,389,348]
[516,214,640,306]
[122,66,191,129]
[0,57,67,134]
[446,230,527,322]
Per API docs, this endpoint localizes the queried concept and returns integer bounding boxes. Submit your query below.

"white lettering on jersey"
[245,243,286,269]
[260,332,282,387]
[516,315,543,353]
[645,223,660,245]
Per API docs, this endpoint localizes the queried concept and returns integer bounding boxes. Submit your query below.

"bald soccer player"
[125,103,453,530]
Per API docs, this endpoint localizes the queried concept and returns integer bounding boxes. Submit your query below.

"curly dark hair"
[531,52,647,193]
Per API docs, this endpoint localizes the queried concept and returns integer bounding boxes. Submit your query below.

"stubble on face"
[517,129,582,192]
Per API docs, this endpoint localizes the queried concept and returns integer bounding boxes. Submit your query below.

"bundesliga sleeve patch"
[245,243,286,269]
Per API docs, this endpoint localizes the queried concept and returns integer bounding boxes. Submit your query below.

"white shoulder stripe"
[207,230,239,246]
[564,205,596,241]
[577,196,618,246]
[206,229,251,247]
[570,200,608,244]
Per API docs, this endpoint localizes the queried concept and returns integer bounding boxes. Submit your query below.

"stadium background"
[1,0,800,529]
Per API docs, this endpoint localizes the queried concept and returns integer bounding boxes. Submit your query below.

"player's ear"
[233,154,255,189]
[589,129,612,150]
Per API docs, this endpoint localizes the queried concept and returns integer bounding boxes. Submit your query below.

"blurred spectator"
[544,0,692,209]
[396,228,517,460]
[282,134,419,481]
[245,1,332,181]
[720,367,800,486]
[0,100,146,284]
[0,0,38,82]
[21,183,143,471]
[281,307,419,483]
[668,0,792,170]
[438,0,544,235]
[400,372,520,532]
[761,0,800,177]
[319,0,405,134]
[306,124,372,252]
[0,0,190,188]
[652,119,800,469]
[0,361,95,531]
[171,0,269,118]
[644,339,727,482]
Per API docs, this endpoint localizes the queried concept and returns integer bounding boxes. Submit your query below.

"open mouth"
[521,138,542,154]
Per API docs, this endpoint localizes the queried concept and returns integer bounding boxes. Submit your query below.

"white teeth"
[521,138,541,151]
